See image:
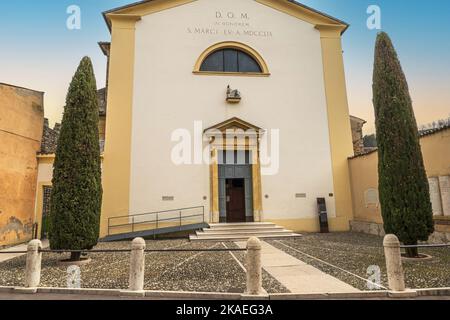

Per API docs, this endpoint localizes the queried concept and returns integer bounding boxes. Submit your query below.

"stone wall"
[40,118,60,154]
[350,116,366,156]
[0,83,44,247]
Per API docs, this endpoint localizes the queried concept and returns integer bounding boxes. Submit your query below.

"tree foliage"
[372,32,434,257]
[49,57,102,260]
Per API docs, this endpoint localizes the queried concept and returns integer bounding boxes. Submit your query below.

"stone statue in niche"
[226,85,241,103]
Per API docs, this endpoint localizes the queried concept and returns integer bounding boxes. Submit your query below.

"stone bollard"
[25,239,42,289]
[246,237,262,295]
[383,234,405,292]
[128,237,146,291]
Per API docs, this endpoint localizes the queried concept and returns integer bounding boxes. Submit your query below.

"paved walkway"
[0,240,49,263]
[236,241,359,294]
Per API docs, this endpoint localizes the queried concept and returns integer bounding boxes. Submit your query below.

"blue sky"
[0,0,449,133]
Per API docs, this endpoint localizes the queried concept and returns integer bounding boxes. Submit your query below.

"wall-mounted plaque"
[428,177,443,216]
[364,188,379,208]
[295,193,307,198]
[162,196,175,201]
[439,176,450,216]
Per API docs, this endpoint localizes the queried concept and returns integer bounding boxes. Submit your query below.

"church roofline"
[102,0,349,34]
[284,0,349,29]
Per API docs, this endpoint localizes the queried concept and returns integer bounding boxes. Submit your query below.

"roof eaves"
[102,0,153,32]
[286,0,349,34]
[102,0,350,34]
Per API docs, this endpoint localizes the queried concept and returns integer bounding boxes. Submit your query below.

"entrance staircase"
[189,222,301,241]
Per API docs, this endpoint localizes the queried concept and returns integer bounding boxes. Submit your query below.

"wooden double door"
[226,179,246,223]
[218,164,253,223]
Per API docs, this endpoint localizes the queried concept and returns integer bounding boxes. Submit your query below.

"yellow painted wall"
[0,84,44,247]
[421,129,450,177]
[100,16,140,238]
[317,25,355,230]
[349,127,450,225]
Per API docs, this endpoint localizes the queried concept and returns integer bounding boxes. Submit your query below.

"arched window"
[194,42,270,76]
[201,49,262,73]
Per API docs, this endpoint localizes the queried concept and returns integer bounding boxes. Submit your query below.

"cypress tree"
[49,57,102,261]
[372,32,434,257]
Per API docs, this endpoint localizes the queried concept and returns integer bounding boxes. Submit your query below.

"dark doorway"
[226,179,246,223]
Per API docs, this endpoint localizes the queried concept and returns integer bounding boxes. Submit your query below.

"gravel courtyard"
[268,232,450,291]
[1,233,448,293]
[0,239,288,293]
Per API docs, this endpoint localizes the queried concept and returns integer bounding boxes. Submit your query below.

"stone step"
[190,222,301,242]
[201,228,292,236]
[208,222,276,228]
[203,226,285,233]
[189,233,301,242]
[193,230,297,238]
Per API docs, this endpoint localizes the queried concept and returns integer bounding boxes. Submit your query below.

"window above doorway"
[193,41,270,77]
[201,49,261,73]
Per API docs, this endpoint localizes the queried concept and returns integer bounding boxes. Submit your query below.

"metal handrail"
[109,206,205,221]
[107,206,205,236]
[109,213,204,229]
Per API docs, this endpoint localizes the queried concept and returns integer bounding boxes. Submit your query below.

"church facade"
[99,0,354,237]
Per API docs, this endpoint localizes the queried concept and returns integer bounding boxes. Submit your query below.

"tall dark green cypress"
[49,57,102,261]
[372,32,434,257]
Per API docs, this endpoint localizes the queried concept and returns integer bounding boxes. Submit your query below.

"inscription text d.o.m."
[216,11,249,20]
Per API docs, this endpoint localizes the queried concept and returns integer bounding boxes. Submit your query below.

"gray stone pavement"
[236,241,360,294]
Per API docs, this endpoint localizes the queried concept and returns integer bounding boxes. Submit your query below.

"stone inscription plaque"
[439,176,450,216]
[364,189,379,208]
[428,177,443,216]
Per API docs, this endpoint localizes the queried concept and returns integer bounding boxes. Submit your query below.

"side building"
[349,125,450,243]
[0,83,44,247]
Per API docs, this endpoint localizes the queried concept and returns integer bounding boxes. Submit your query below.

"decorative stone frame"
[193,41,271,77]
[204,118,264,223]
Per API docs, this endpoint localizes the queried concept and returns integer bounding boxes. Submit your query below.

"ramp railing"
[107,206,205,237]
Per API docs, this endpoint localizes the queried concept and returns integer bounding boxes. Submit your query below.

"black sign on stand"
[317,198,329,233]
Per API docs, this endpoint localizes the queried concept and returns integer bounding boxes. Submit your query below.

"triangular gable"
[103,0,348,34]
[204,117,263,133]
